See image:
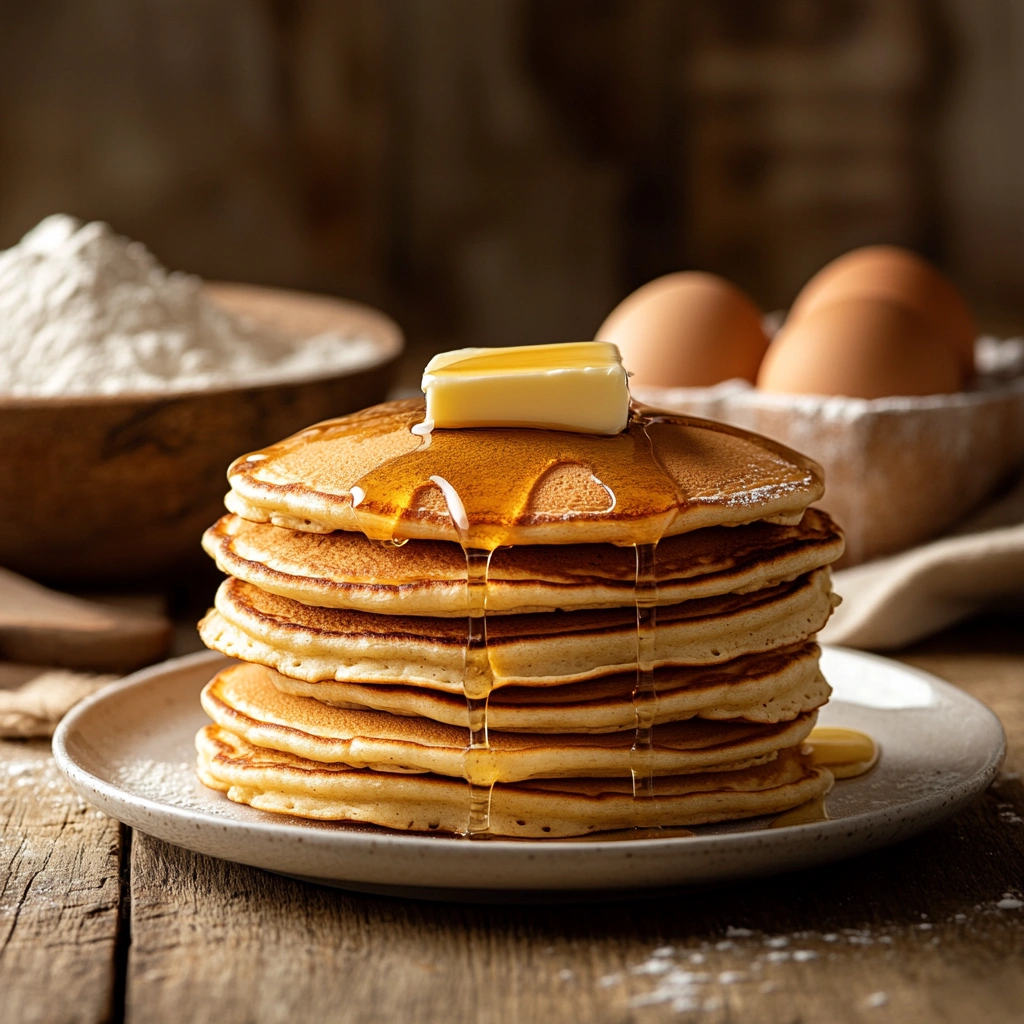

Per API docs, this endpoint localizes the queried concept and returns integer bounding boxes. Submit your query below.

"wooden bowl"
[0,283,403,584]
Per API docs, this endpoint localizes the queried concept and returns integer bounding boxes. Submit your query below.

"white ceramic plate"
[52,647,1004,900]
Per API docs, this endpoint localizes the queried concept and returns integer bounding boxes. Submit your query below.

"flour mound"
[0,214,381,397]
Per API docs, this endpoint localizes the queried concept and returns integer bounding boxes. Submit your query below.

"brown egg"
[789,246,976,373]
[596,272,769,387]
[757,298,964,399]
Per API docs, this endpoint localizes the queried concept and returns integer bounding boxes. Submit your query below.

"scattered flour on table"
[993,771,1024,825]
[0,214,382,396]
[594,900,1024,1015]
[3,754,88,812]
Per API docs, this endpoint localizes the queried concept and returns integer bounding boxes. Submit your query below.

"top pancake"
[203,508,844,616]
[225,399,824,548]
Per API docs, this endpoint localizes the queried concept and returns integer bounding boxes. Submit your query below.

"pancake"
[203,509,844,616]
[201,662,819,782]
[197,724,834,837]
[224,398,824,547]
[199,569,838,690]
[270,642,830,732]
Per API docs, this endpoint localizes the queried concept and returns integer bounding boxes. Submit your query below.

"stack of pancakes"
[196,399,844,838]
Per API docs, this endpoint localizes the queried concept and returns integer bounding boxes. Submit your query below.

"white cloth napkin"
[822,470,1024,649]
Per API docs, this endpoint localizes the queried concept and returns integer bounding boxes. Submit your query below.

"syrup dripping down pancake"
[224,399,824,547]
[201,662,819,782]
[268,643,830,732]
[196,725,834,837]
[199,569,838,690]
[203,509,844,616]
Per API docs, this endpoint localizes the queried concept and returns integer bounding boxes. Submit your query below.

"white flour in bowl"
[0,214,383,397]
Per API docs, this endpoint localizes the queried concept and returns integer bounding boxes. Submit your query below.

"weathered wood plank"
[124,619,1024,1024]
[0,737,124,1024]
[124,794,1024,1024]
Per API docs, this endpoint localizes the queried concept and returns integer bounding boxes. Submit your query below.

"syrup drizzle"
[770,795,829,828]
[421,421,500,833]
[462,547,498,835]
[625,410,688,828]
[630,541,660,823]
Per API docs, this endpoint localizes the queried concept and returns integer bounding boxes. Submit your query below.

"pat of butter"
[421,341,630,435]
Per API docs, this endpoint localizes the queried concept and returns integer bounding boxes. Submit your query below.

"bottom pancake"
[196,724,833,838]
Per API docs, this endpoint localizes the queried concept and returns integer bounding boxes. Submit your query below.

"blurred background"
[1,0,1023,388]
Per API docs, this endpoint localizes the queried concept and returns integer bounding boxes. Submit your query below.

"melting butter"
[770,727,877,829]
[422,341,630,435]
[805,726,879,779]
[770,794,829,828]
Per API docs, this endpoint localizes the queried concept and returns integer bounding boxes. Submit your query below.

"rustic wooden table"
[2,616,1021,1024]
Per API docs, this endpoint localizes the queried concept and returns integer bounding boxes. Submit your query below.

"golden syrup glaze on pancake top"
[225,399,824,547]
